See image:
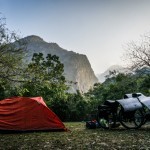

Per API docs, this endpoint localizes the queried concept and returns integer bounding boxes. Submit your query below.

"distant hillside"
[97,65,130,83]
[20,35,98,93]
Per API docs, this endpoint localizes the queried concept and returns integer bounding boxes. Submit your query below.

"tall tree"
[0,16,26,99]
[20,53,68,102]
[24,53,66,86]
[0,16,25,83]
[124,35,150,71]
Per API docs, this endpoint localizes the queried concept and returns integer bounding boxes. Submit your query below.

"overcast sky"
[1,0,150,74]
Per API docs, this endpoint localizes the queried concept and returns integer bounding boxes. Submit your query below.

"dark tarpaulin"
[138,95,150,110]
[117,98,143,112]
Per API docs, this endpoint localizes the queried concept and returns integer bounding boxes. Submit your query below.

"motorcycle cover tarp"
[117,98,143,112]
[138,95,150,110]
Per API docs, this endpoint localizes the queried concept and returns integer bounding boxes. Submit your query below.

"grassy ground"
[0,122,150,150]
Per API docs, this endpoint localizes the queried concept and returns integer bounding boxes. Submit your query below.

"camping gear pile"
[96,93,150,129]
[86,120,99,129]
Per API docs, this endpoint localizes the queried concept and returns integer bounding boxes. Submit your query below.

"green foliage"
[24,53,65,84]
[19,52,68,99]
[85,72,150,108]
[137,75,150,95]
[67,91,88,121]
[50,98,69,121]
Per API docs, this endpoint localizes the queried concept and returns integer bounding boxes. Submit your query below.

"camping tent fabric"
[0,96,66,131]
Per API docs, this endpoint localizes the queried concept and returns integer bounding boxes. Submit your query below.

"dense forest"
[0,17,150,121]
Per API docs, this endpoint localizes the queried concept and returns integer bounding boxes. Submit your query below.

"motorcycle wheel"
[119,109,144,129]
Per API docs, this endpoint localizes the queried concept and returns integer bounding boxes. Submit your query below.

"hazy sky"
[1,0,150,74]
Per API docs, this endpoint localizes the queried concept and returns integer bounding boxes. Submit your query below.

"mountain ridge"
[97,65,130,83]
[21,35,98,93]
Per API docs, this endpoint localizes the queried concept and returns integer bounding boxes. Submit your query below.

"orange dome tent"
[0,97,67,131]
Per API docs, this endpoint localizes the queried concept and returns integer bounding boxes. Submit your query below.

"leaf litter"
[0,122,149,149]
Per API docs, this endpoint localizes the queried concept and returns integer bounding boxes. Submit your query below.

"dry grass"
[0,122,150,149]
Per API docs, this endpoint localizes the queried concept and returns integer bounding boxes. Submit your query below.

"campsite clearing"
[0,122,150,149]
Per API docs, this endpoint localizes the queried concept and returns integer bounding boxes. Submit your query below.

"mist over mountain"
[21,35,98,93]
[97,65,130,83]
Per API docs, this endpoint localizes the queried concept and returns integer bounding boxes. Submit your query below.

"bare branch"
[123,34,150,71]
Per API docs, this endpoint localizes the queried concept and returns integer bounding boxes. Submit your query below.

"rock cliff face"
[22,35,98,93]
